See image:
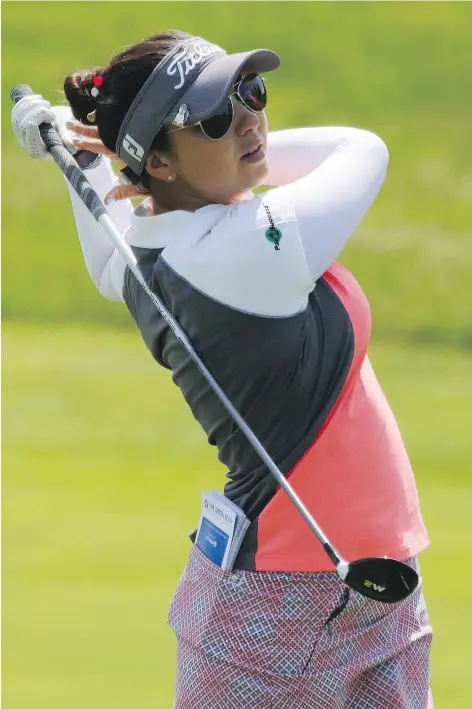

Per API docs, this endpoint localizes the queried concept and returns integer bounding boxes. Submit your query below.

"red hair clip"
[91,75,103,98]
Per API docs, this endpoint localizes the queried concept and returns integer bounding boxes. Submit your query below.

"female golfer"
[12,30,433,708]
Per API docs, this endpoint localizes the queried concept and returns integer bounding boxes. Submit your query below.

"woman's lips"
[241,144,265,163]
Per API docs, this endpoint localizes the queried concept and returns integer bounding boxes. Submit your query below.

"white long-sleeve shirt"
[66,127,426,576]
[66,127,389,311]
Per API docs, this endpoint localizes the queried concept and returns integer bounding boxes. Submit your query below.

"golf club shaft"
[11,83,342,569]
[98,213,341,568]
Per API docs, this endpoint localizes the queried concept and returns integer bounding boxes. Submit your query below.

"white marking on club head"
[399,572,410,590]
[337,560,350,580]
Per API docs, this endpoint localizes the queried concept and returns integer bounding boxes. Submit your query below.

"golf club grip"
[10,83,106,221]
[10,83,34,104]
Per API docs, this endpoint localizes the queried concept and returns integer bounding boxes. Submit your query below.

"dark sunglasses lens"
[239,74,267,112]
[200,97,233,139]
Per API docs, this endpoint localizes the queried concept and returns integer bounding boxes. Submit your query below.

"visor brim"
[163,49,280,125]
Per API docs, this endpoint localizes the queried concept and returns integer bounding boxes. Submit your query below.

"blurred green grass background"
[2,2,471,708]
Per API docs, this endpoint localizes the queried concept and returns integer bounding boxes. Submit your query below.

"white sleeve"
[263,126,389,282]
[65,156,131,301]
[162,126,388,317]
[162,193,312,317]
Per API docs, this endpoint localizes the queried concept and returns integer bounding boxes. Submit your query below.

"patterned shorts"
[168,545,433,708]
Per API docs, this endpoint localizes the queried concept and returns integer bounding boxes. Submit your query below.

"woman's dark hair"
[64,30,192,191]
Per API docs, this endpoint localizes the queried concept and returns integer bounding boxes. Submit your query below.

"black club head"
[343,557,419,603]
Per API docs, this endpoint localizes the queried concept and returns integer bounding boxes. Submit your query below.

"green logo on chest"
[265,226,282,250]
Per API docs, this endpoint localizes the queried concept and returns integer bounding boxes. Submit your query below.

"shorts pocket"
[168,545,331,678]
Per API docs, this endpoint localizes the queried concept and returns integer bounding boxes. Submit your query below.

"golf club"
[11,83,420,603]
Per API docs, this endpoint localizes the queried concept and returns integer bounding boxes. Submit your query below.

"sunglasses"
[168,73,267,141]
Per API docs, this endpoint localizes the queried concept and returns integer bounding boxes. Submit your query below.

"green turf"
[2,323,472,709]
[2,2,472,344]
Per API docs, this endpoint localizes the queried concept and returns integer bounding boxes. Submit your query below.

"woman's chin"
[244,159,269,189]
[253,169,270,190]
[258,156,269,177]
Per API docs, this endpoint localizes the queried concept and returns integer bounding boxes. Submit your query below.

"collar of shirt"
[123,193,255,250]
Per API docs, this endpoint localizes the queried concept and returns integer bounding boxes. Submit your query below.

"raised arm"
[65,154,132,301]
[11,95,133,301]
[264,126,389,282]
[159,126,389,319]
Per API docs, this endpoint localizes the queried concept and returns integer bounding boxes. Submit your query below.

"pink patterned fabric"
[256,264,429,574]
[169,546,433,708]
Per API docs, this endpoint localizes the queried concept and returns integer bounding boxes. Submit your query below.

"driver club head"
[340,556,419,603]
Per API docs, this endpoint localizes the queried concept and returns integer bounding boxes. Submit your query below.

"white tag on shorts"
[195,491,249,571]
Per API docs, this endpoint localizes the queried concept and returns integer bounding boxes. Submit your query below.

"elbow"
[98,284,123,302]
[98,253,125,302]
[338,127,390,176]
[375,138,389,185]
[353,130,389,188]
[375,137,389,170]
[364,131,390,171]
[98,273,124,302]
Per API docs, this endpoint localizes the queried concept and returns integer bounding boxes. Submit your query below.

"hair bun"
[64,68,105,125]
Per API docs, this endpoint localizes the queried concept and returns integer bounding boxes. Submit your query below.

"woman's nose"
[233,98,261,136]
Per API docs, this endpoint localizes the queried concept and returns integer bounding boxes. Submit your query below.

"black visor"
[116,36,280,175]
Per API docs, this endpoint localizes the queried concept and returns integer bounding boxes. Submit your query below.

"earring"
[167,175,175,182]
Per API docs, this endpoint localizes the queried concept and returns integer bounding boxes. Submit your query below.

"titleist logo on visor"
[116,37,232,174]
[167,42,225,89]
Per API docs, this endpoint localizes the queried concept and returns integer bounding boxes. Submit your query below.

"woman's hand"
[11,97,77,161]
[66,119,126,167]
[66,119,146,204]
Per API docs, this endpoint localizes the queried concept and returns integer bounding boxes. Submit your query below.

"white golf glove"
[11,94,77,161]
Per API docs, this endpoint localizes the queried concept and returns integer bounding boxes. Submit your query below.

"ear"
[145,151,175,183]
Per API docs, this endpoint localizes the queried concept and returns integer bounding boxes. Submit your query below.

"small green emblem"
[265,225,282,250]
[263,203,282,251]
